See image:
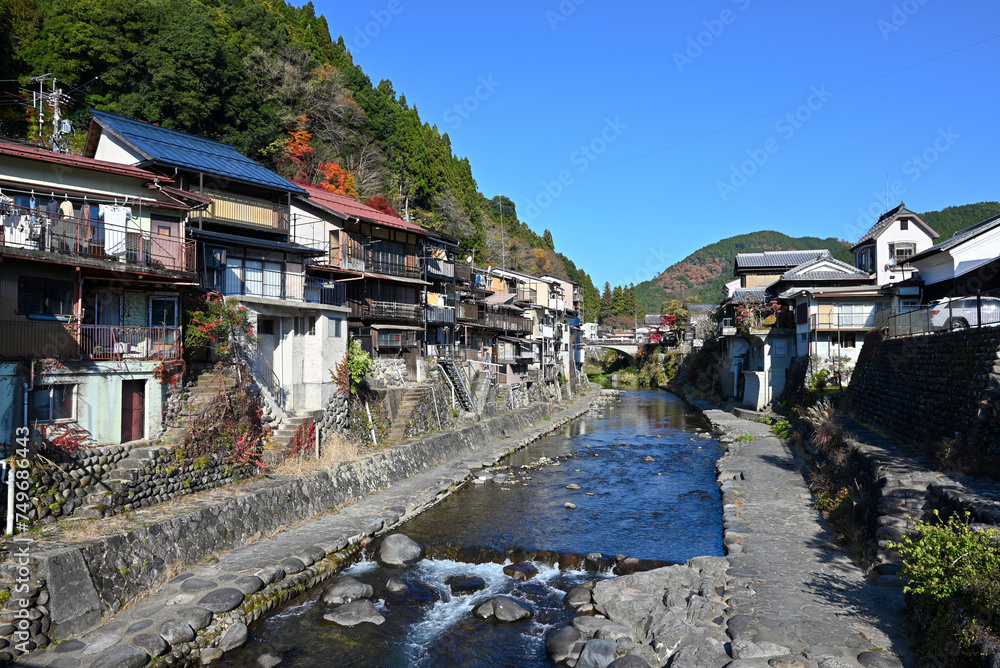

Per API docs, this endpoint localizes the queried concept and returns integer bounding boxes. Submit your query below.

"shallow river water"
[221,390,724,667]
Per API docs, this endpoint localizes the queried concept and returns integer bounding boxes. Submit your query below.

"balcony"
[0,320,179,360]
[456,302,479,323]
[79,325,180,360]
[810,312,876,330]
[426,306,455,324]
[189,189,289,232]
[548,298,565,311]
[304,278,347,307]
[362,300,423,324]
[0,203,195,273]
[515,287,537,305]
[424,258,455,279]
[369,256,422,279]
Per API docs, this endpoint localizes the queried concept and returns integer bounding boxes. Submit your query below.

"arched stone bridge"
[584,342,639,363]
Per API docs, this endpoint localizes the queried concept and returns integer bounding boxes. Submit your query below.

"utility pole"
[26,74,72,153]
[499,194,506,271]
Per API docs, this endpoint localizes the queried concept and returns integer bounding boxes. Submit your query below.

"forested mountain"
[0,0,601,315]
[920,202,1000,242]
[634,231,850,310]
[634,202,1000,311]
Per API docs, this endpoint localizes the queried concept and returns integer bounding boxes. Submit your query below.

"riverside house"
[85,111,349,422]
[0,141,198,446]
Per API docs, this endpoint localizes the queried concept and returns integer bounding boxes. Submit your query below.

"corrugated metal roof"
[298,184,436,236]
[0,141,170,181]
[189,228,325,255]
[910,214,1000,262]
[734,250,830,270]
[90,110,306,195]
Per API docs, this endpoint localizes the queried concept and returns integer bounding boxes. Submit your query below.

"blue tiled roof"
[90,110,305,195]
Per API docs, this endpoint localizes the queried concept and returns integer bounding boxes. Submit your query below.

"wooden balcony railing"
[189,189,290,232]
[424,258,455,279]
[426,306,455,324]
[0,203,195,272]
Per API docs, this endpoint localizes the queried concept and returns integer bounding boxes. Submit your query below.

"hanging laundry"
[90,203,104,248]
[79,202,92,253]
[101,204,132,258]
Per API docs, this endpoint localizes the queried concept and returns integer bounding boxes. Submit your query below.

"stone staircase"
[269,409,324,449]
[158,369,238,446]
[386,387,425,443]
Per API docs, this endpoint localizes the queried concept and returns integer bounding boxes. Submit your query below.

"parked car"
[928,296,1000,330]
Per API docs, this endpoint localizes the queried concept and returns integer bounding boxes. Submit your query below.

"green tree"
[599,282,613,323]
[542,229,555,251]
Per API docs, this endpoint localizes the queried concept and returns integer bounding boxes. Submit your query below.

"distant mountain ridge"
[635,202,1000,310]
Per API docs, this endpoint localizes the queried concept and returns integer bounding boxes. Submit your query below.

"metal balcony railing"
[0,203,195,272]
[369,257,422,279]
[79,325,181,360]
[304,278,347,306]
[809,312,876,330]
[426,306,455,324]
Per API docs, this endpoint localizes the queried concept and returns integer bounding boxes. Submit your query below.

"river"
[220,390,724,667]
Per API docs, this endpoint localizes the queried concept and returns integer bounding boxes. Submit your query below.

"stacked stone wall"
[368,359,408,388]
[848,328,1000,453]
[404,381,457,439]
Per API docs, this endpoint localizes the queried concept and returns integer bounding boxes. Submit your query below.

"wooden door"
[121,380,145,442]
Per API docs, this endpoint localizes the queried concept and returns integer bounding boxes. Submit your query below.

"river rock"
[576,638,618,668]
[197,588,245,613]
[131,633,168,657]
[547,625,585,663]
[89,647,150,668]
[386,577,409,593]
[473,595,533,622]
[608,656,651,668]
[383,578,439,605]
[565,584,593,611]
[595,622,635,643]
[445,575,486,594]
[322,576,373,605]
[565,502,577,509]
[379,534,423,565]
[856,652,904,668]
[503,562,539,581]
[257,653,282,668]
[731,639,791,659]
[158,619,195,644]
[218,622,249,652]
[323,599,386,626]
[566,483,581,490]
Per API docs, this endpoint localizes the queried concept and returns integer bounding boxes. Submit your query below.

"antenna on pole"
[26,74,72,153]
[886,174,889,213]
[499,193,506,271]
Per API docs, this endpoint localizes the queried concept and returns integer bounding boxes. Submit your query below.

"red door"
[121,380,145,442]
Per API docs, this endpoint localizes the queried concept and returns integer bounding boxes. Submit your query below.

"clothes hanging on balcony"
[88,203,105,249]
[101,204,132,258]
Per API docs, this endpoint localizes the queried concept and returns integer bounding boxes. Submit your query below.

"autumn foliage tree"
[283,116,359,199]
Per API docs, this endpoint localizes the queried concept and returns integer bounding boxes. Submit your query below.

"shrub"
[809,368,830,392]
[772,419,792,439]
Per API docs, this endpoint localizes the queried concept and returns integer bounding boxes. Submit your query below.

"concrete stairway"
[386,387,425,443]
[269,409,324,450]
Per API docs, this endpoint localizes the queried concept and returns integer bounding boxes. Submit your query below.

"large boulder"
[576,638,618,668]
[445,575,487,595]
[473,596,533,622]
[321,576,373,605]
[323,600,386,627]
[547,625,585,664]
[378,534,424,566]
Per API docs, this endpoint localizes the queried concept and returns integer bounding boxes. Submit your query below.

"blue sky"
[315,0,1000,289]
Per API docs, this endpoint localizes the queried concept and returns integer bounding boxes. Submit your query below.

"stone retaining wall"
[848,328,1000,454]
[368,359,408,389]
[4,401,565,653]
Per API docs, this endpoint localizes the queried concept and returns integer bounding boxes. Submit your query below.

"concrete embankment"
[10,387,599,667]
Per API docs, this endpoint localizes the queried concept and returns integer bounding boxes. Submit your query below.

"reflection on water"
[220,390,724,668]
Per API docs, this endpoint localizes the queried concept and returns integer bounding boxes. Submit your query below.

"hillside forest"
[0,0,603,316]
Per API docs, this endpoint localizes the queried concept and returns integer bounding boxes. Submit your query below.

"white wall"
[915,226,1000,286]
[875,218,936,285]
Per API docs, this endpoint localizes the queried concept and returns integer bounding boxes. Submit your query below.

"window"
[836,333,857,348]
[800,333,807,342]
[329,318,342,338]
[258,318,274,335]
[307,316,316,336]
[149,297,177,328]
[30,384,75,422]
[18,277,75,317]
[773,340,788,357]
[899,220,908,231]
[889,242,916,264]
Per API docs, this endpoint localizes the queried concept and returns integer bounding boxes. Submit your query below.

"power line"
[510,32,1000,197]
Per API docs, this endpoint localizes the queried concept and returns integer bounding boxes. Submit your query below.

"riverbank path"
[694,401,913,668]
